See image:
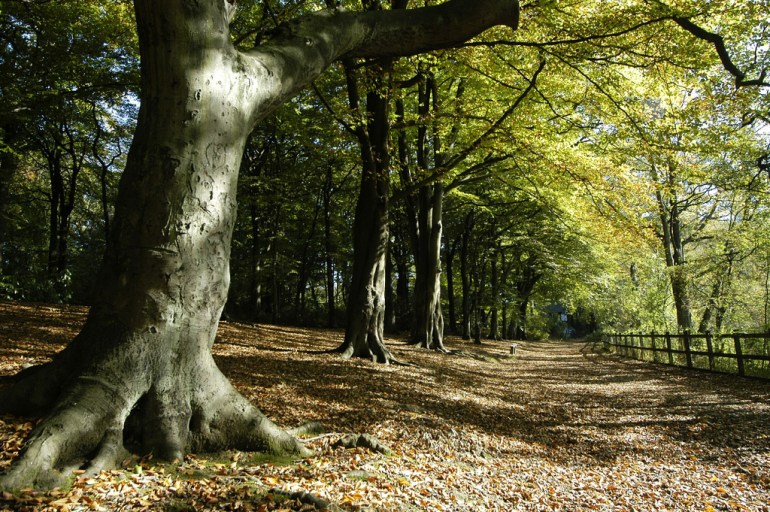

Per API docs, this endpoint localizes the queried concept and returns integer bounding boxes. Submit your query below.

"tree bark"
[460,212,474,340]
[403,72,446,351]
[0,0,520,489]
[445,238,459,335]
[336,57,396,362]
[657,193,693,331]
[323,164,337,328]
[410,182,446,350]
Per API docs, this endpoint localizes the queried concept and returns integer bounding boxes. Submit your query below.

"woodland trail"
[1,302,770,511]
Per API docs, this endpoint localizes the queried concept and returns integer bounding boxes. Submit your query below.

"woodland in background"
[1,0,769,342]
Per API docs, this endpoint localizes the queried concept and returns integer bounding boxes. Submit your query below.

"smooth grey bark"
[487,243,499,339]
[0,0,520,489]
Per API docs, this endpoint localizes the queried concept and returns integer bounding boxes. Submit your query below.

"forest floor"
[1,302,769,511]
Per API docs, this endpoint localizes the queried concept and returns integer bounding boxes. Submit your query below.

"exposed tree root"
[333,433,391,455]
[0,335,311,491]
[269,487,338,511]
[289,421,326,437]
[405,338,450,354]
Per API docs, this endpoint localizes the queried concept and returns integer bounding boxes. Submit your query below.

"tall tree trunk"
[460,212,474,340]
[487,244,499,340]
[407,74,446,351]
[336,59,396,362]
[654,164,693,332]
[0,0,520,489]
[514,255,540,340]
[323,164,336,328]
[46,149,75,299]
[269,205,282,323]
[385,240,396,332]
[249,200,263,318]
[445,238,459,335]
[393,231,411,330]
[713,252,736,333]
[294,195,321,322]
[410,182,446,350]
[516,299,528,340]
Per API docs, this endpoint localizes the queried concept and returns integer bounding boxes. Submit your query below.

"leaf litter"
[1,302,769,511]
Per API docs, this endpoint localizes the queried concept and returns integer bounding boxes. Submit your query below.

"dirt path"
[491,339,770,510]
[1,302,769,511]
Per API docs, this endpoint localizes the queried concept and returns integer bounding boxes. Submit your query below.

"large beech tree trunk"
[410,183,445,350]
[336,58,396,362]
[407,73,447,351]
[0,0,519,490]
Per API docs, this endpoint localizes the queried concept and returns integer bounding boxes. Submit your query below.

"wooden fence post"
[734,334,745,376]
[705,330,715,371]
[683,330,693,368]
[665,332,673,365]
[651,331,657,363]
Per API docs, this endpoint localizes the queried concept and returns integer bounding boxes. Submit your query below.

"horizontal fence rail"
[604,331,770,379]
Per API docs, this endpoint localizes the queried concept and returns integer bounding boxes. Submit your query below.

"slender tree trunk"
[249,200,263,318]
[46,151,76,299]
[487,245,499,340]
[269,205,282,323]
[385,240,396,332]
[514,255,540,340]
[445,238,459,335]
[323,164,336,328]
[460,212,474,340]
[713,253,735,333]
[516,299,528,340]
[393,234,411,330]
[294,195,321,322]
[654,165,693,332]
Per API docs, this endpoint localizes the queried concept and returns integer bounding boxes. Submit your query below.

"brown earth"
[1,301,769,511]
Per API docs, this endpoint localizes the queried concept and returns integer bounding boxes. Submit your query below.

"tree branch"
[247,0,520,121]
[672,16,768,88]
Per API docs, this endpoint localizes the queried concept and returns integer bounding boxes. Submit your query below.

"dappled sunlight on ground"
[1,301,769,510]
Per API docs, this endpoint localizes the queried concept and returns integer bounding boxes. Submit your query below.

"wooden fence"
[604,331,770,379]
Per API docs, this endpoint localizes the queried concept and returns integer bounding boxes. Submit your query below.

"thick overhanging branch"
[672,17,768,88]
[343,0,520,59]
[248,0,520,118]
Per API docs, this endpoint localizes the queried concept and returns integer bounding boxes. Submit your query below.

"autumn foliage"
[0,302,768,510]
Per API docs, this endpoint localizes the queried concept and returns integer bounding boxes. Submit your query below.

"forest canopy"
[2,0,767,337]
